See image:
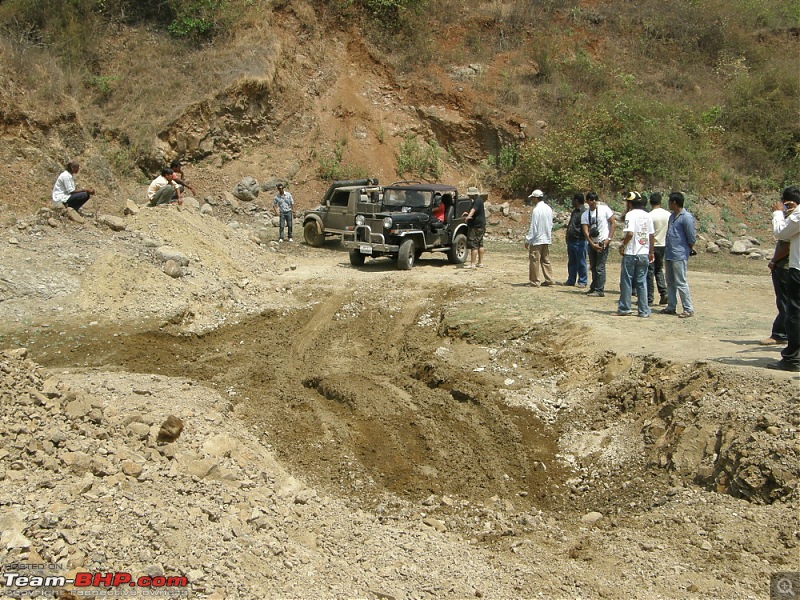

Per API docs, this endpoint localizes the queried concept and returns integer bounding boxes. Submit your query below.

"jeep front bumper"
[342,226,400,253]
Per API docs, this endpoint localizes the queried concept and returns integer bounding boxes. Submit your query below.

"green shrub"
[395,134,444,180]
[316,139,369,181]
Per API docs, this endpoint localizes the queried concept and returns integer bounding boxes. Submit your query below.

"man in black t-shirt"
[462,187,486,268]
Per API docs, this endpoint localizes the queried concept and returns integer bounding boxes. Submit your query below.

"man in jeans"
[581,191,616,297]
[616,192,654,317]
[273,183,294,242]
[661,192,696,318]
[646,192,670,305]
[564,192,588,287]
[767,185,800,372]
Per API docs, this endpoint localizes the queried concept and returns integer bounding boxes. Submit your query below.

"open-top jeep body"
[342,182,472,269]
[303,178,381,247]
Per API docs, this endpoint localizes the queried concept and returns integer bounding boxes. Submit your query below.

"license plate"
[359,244,373,255]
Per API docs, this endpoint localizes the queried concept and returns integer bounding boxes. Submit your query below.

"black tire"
[349,249,366,266]
[304,221,325,247]
[448,232,468,264]
[397,239,416,270]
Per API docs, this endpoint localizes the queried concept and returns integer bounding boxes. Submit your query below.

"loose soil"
[0,207,798,599]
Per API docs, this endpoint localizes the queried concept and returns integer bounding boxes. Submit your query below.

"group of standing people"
[527,188,696,319]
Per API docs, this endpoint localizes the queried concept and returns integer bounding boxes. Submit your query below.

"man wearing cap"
[461,186,486,268]
[767,185,800,372]
[273,183,295,242]
[581,191,616,297]
[616,192,654,317]
[524,189,554,287]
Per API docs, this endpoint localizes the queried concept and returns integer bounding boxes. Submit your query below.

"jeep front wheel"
[448,232,468,264]
[349,249,366,266]
[304,221,325,247]
[397,239,416,270]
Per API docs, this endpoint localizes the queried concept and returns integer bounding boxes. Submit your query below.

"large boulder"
[233,177,260,202]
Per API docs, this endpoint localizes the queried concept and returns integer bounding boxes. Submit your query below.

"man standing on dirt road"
[646,192,670,305]
[524,189,554,287]
[582,191,616,297]
[768,185,800,372]
[273,183,294,242]
[564,192,588,288]
[462,186,486,268]
[616,192,654,317]
[52,160,95,217]
[661,192,696,319]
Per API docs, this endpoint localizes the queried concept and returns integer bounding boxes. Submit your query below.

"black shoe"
[586,291,604,297]
[766,361,800,373]
[660,308,677,315]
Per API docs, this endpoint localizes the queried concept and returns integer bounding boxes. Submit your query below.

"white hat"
[466,186,479,196]
[528,189,544,198]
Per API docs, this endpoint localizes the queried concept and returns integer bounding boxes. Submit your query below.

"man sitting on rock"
[147,168,182,207]
[51,160,95,217]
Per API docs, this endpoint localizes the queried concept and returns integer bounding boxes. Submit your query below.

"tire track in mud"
[292,292,347,362]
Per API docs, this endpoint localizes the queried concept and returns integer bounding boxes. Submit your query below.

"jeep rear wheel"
[349,249,366,266]
[304,221,325,247]
[397,239,416,270]
[448,232,468,264]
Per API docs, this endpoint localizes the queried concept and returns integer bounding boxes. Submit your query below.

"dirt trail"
[1,211,798,599]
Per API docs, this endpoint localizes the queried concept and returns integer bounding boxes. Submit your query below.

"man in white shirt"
[646,192,671,305]
[616,192,655,317]
[768,186,800,372]
[581,191,616,297]
[524,189,554,287]
[51,160,95,213]
[147,168,181,206]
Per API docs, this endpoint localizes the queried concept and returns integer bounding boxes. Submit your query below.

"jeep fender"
[451,223,469,240]
[303,215,323,233]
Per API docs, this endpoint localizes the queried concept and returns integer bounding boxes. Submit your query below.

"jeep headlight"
[383,217,393,229]
[355,214,365,226]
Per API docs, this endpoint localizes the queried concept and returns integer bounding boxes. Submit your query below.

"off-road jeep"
[302,178,381,247]
[342,182,472,269]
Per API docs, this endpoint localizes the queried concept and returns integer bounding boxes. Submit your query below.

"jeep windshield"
[382,189,432,208]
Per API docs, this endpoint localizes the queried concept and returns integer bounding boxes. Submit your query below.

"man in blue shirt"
[273,183,294,242]
[661,192,696,318]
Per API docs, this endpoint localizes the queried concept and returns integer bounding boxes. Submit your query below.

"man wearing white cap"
[524,189,554,287]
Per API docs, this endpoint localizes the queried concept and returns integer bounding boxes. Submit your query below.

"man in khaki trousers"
[524,189,554,287]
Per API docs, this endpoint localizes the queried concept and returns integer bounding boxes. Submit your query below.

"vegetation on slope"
[0,0,797,196]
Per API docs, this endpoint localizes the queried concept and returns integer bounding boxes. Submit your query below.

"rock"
[66,208,85,224]
[155,246,189,266]
[294,489,317,505]
[123,200,140,215]
[706,242,720,253]
[163,260,184,278]
[730,239,751,255]
[422,517,447,533]
[127,422,151,441]
[233,177,260,202]
[203,433,238,458]
[184,458,218,478]
[181,196,200,210]
[200,204,214,216]
[47,218,59,228]
[98,215,127,232]
[223,192,240,211]
[156,415,184,445]
[581,511,604,524]
[747,252,763,260]
[121,461,143,478]
[716,238,733,249]
[65,398,92,419]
